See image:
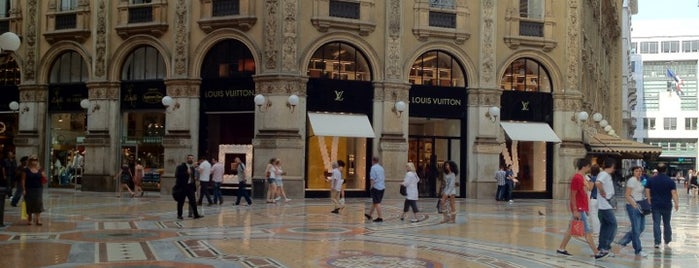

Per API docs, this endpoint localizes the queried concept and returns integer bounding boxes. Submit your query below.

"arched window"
[0,58,20,85]
[201,39,255,79]
[307,42,371,81]
[49,51,88,83]
[409,50,466,87]
[121,46,166,80]
[500,58,552,92]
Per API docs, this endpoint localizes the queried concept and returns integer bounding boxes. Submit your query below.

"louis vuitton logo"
[334,90,344,101]
[521,101,530,111]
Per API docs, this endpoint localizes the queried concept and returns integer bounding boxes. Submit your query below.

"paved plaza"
[1,189,697,267]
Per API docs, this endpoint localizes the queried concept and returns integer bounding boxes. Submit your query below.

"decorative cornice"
[467,88,500,107]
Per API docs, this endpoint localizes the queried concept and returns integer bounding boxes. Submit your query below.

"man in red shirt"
[557,158,607,258]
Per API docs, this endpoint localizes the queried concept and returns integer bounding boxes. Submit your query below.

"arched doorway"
[47,51,88,186]
[119,45,167,185]
[407,50,468,198]
[199,39,256,159]
[499,57,556,199]
[305,41,374,197]
[0,58,20,161]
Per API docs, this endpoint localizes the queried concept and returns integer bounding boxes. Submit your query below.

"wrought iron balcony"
[128,6,153,24]
[116,1,168,39]
[428,11,456,28]
[55,13,77,30]
[213,0,240,17]
[329,0,360,19]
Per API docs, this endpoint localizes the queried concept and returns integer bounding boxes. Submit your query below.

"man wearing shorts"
[557,158,606,259]
[365,157,385,222]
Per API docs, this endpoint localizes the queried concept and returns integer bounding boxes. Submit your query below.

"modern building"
[631,18,699,173]
[1,0,627,200]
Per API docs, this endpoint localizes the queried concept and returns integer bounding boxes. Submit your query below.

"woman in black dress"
[116,163,135,198]
[22,155,47,225]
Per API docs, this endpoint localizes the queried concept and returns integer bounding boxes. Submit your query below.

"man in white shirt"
[595,158,617,258]
[329,160,345,214]
[211,158,224,205]
[197,156,213,206]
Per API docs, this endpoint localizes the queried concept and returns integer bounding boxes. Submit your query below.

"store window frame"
[307,41,372,81]
[500,57,553,92]
[121,45,166,80]
[49,51,89,84]
[409,50,466,87]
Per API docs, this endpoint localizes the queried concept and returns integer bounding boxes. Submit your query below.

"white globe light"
[80,99,90,109]
[395,101,407,112]
[608,130,616,136]
[604,125,612,132]
[488,106,500,117]
[599,120,608,128]
[592,113,603,122]
[254,94,266,106]
[288,94,299,106]
[8,101,19,111]
[0,32,21,51]
[576,111,589,122]
[161,96,173,107]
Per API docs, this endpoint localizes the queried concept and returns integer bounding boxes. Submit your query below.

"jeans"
[198,181,213,205]
[505,180,513,201]
[496,184,506,201]
[212,182,223,204]
[618,204,646,254]
[235,181,252,205]
[651,207,673,245]
[598,209,617,251]
[10,183,23,207]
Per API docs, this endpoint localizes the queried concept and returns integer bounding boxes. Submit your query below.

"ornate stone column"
[160,79,200,195]
[552,92,586,199]
[14,85,48,163]
[251,75,306,198]
[372,81,409,198]
[81,81,120,192]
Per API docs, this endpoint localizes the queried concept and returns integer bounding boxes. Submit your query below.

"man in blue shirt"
[365,157,385,222]
[645,163,679,249]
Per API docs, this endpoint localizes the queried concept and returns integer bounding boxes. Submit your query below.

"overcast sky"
[634,0,699,21]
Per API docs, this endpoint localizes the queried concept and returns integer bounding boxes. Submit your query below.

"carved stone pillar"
[252,74,306,198]
[14,85,48,164]
[160,79,200,195]
[81,81,120,192]
[467,88,501,198]
[552,92,586,199]
[372,81,409,198]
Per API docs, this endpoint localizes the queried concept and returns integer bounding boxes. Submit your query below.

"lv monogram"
[334,90,345,101]
[521,101,530,111]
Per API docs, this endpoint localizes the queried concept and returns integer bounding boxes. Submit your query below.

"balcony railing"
[519,20,544,37]
[55,13,77,30]
[329,0,360,19]
[129,6,153,23]
[428,11,456,28]
[213,0,240,17]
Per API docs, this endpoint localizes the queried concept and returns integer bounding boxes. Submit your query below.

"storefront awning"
[308,112,375,138]
[500,122,561,142]
[585,132,662,158]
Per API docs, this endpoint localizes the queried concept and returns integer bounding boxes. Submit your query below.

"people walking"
[234,157,252,206]
[440,161,458,223]
[2,151,17,200]
[211,157,224,205]
[329,160,345,214]
[10,156,27,207]
[400,162,421,223]
[495,165,507,201]
[21,155,48,225]
[595,158,618,257]
[645,163,679,249]
[174,155,202,220]
[617,166,649,257]
[265,158,277,203]
[365,157,385,222]
[197,156,214,206]
[505,165,515,203]
[271,158,290,202]
[688,169,698,198]
[556,158,605,258]
[116,163,135,198]
[133,160,144,197]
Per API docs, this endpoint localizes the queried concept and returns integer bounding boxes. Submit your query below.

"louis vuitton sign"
[200,78,255,112]
[408,85,466,119]
[306,79,373,114]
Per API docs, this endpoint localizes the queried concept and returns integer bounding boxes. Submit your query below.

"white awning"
[500,122,561,143]
[308,112,376,138]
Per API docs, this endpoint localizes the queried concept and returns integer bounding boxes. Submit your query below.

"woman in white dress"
[400,162,421,222]
[272,158,291,202]
[440,160,458,223]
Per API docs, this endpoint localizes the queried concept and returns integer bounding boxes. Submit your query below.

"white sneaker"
[285,198,291,202]
[274,197,281,201]
[637,251,648,257]
[508,200,514,204]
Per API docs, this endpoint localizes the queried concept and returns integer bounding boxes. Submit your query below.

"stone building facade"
[0,0,622,199]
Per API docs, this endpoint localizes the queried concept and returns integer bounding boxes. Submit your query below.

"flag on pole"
[666,69,684,95]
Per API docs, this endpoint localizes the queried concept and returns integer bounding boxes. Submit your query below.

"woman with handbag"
[617,166,649,257]
[400,162,421,223]
[21,155,47,225]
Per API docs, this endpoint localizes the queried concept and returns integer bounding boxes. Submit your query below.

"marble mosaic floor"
[1,189,698,267]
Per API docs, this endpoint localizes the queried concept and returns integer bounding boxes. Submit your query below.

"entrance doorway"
[408,117,461,197]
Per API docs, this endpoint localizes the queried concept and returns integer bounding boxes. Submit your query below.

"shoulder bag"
[636,199,652,215]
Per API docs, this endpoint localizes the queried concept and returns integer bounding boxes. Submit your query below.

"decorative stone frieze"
[281,0,298,72]
[173,0,189,77]
[467,88,500,107]
[479,0,496,85]
[264,0,279,70]
[23,0,38,82]
[94,0,108,78]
